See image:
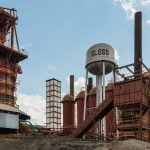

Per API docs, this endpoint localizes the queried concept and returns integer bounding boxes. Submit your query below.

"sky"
[1,0,150,125]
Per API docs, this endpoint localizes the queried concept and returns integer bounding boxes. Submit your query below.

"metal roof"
[0,104,30,120]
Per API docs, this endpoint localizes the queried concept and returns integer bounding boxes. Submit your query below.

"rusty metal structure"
[71,11,150,141]
[105,83,115,139]
[86,88,98,138]
[75,91,84,128]
[114,11,150,140]
[71,97,114,138]
[62,94,75,134]
[0,7,27,106]
[62,75,75,134]
[114,62,150,140]
[75,78,93,129]
[0,7,30,132]
[70,75,74,98]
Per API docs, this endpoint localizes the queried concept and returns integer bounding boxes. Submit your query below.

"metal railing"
[0,42,28,56]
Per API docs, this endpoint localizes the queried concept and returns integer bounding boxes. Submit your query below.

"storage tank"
[105,83,115,139]
[87,88,97,137]
[76,91,85,128]
[87,88,96,114]
[86,43,116,75]
[84,43,116,137]
[62,94,74,133]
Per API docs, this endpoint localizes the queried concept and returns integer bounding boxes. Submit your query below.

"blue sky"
[1,0,150,125]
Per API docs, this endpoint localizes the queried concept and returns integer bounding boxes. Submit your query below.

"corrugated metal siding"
[0,112,19,129]
[0,103,30,119]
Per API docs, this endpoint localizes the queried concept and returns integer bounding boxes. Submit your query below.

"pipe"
[96,75,100,107]
[70,75,74,98]
[83,70,88,121]
[102,61,106,139]
[87,77,93,93]
[134,11,142,74]
[115,107,119,139]
[96,75,103,137]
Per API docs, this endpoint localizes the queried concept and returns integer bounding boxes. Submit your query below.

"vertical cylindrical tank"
[62,94,74,133]
[105,83,115,139]
[87,88,96,114]
[106,109,115,138]
[75,91,85,128]
[87,88,96,137]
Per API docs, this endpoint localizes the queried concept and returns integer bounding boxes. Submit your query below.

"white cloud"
[17,93,46,126]
[140,0,150,5]
[146,19,150,24]
[114,49,120,62]
[114,0,150,20]
[114,0,137,20]
[67,75,85,95]
[74,77,85,95]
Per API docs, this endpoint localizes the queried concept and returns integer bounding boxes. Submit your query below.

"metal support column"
[83,70,88,121]
[115,107,119,139]
[103,61,106,139]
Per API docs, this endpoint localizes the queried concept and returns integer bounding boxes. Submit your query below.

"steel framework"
[46,78,61,132]
[114,61,150,140]
[0,7,27,107]
[72,61,150,141]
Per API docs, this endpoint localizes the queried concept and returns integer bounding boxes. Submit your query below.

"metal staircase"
[71,98,114,138]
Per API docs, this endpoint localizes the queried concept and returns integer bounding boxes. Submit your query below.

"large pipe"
[87,77,93,92]
[134,11,142,74]
[70,75,74,98]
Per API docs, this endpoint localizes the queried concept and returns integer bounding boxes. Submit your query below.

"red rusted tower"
[76,91,84,128]
[105,83,115,139]
[62,94,74,134]
[86,88,97,137]
[62,75,75,134]
[87,88,96,115]
[0,7,27,107]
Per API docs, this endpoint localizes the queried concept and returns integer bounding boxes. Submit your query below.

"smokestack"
[70,75,74,98]
[87,77,93,92]
[134,11,142,74]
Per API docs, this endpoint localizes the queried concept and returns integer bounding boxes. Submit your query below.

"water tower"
[84,43,116,137]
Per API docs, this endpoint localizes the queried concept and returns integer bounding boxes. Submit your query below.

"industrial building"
[59,11,150,141]
[0,7,30,133]
[1,5,149,146]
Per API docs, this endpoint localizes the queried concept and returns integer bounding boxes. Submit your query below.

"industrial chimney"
[87,77,93,93]
[134,11,142,74]
[70,75,74,98]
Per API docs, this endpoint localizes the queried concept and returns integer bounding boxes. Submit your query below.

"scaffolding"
[46,78,61,133]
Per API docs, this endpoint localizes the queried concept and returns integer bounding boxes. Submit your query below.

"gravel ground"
[0,135,150,150]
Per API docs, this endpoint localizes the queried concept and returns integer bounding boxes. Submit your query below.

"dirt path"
[0,135,150,150]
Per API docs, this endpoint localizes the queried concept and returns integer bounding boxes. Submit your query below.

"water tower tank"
[86,43,116,75]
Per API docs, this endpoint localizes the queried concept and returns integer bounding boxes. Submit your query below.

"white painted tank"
[86,43,116,75]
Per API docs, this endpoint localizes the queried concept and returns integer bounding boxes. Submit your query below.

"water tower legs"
[103,62,106,138]
[95,61,107,139]
[83,70,88,121]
